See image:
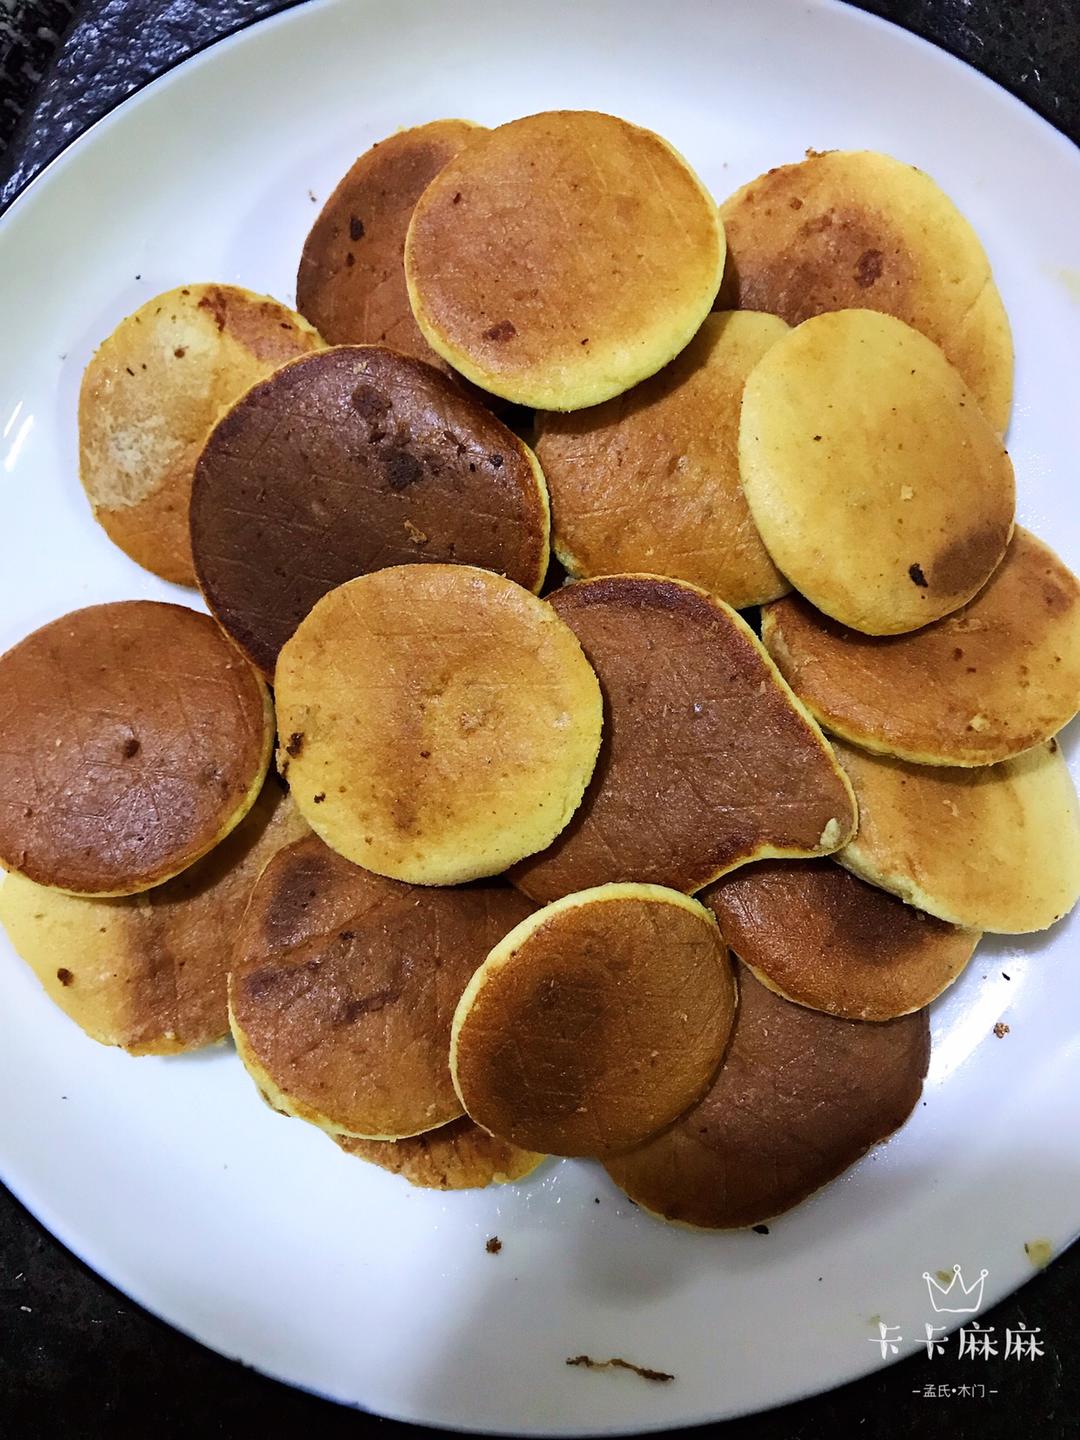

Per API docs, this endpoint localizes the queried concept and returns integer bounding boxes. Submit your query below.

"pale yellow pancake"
[739,309,1015,635]
[835,738,1080,933]
[535,312,790,608]
[0,782,307,1054]
[79,284,323,585]
[335,1117,545,1190]
[719,149,1013,433]
[405,110,725,409]
[762,528,1080,766]
[450,883,736,1158]
[273,565,602,885]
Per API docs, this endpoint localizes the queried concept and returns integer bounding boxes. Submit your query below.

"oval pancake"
[603,961,930,1228]
[739,309,1015,635]
[450,883,735,1158]
[274,565,603,885]
[335,1117,544,1190]
[230,833,534,1139]
[190,345,551,678]
[718,149,1013,433]
[704,858,979,1021]
[0,602,273,896]
[535,312,790,609]
[79,284,323,585]
[835,738,1080,933]
[404,110,725,410]
[510,576,856,904]
[762,529,1080,766]
[297,120,482,366]
[0,781,307,1054]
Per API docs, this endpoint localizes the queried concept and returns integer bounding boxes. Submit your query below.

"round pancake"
[230,833,534,1139]
[190,345,551,678]
[450,883,735,1158]
[274,565,603,885]
[703,858,979,1021]
[297,120,482,366]
[718,149,1013,433]
[535,312,790,608]
[404,110,725,410]
[762,528,1080,766]
[510,576,857,904]
[0,602,273,896]
[739,309,1015,635]
[335,1116,545,1190]
[0,781,307,1054]
[79,284,323,585]
[603,961,929,1228]
[835,738,1080,933]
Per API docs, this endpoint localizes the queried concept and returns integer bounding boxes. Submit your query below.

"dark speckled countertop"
[1,2,1078,1437]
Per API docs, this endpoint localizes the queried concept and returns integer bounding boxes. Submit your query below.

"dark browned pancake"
[335,1116,544,1189]
[450,883,735,1158]
[0,781,308,1053]
[229,833,535,1139]
[762,528,1080,766]
[510,576,856,902]
[190,345,550,677]
[0,601,272,895]
[604,962,930,1228]
[297,120,482,364]
[703,858,979,1020]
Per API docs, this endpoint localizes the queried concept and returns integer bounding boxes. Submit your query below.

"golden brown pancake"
[0,602,273,896]
[604,961,929,1228]
[229,833,534,1139]
[190,345,551,679]
[762,529,1080,766]
[404,110,725,410]
[511,576,856,903]
[739,309,1015,635]
[79,284,323,585]
[274,564,603,885]
[718,150,1013,433]
[335,1116,545,1190]
[0,781,307,1054]
[297,120,482,366]
[450,883,735,1157]
[535,312,790,608]
[835,738,1080,933]
[704,858,979,1021]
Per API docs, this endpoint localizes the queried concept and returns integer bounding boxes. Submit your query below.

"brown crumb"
[566,1355,674,1384]
[56,968,74,987]
[349,215,365,241]
[993,1022,1010,1038]
[312,793,326,804]
[908,563,929,588]
[285,732,305,758]
[752,1224,770,1235]
[485,1236,502,1254]
[174,346,187,358]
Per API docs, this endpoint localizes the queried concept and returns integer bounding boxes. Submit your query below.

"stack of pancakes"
[1,115,1078,1226]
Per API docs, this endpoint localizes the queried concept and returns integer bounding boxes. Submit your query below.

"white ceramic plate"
[1,0,1077,1431]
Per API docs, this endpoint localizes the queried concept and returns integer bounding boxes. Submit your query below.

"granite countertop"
[1,2,1078,1436]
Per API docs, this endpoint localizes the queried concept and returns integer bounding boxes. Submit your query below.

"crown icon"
[923,1264,988,1314]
